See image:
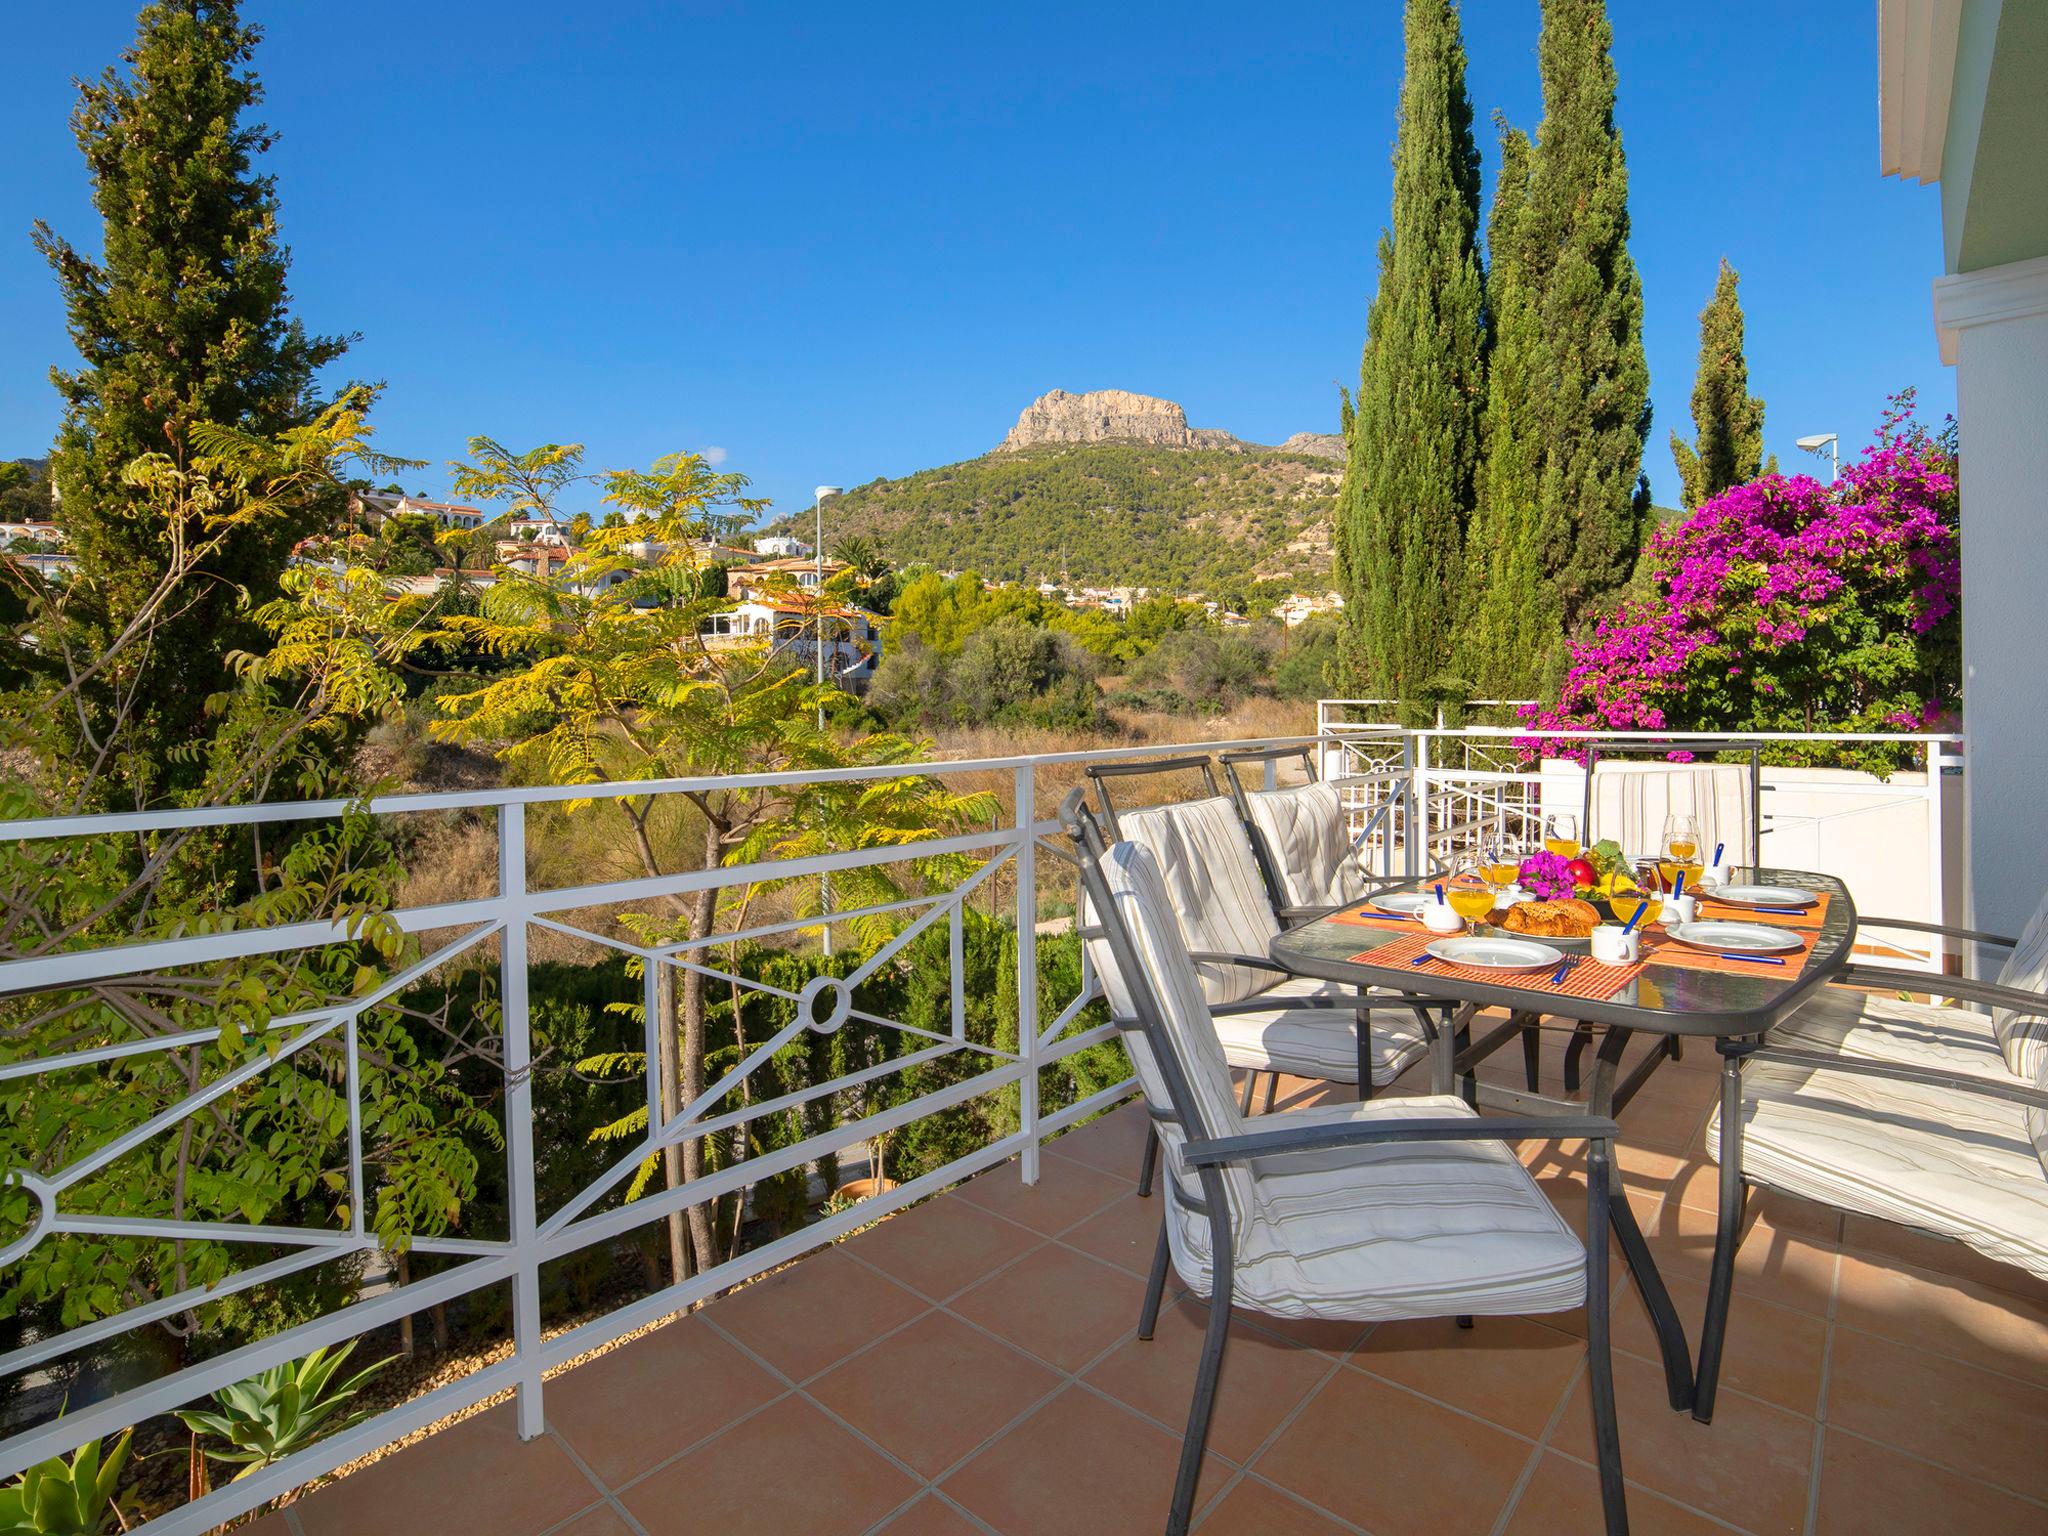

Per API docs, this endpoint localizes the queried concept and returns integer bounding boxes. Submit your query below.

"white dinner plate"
[1710,883,1816,909]
[1422,936,1565,971]
[1369,891,1433,918]
[1667,920,1805,954]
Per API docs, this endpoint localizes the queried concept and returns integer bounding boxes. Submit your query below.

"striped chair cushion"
[1084,839,1585,1320]
[1118,796,1281,1006]
[1771,985,2012,1082]
[1993,889,2048,1080]
[1708,1059,2048,1280]
[1214,976,1430,1087]
[1241,781,1368,911]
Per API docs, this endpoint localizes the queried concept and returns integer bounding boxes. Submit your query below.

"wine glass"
[1618,861,1667,929]
[1662,814,1699,863]
[1445,857,1498,928]
[1477,819,1522,889]
[1543,811,1580,860]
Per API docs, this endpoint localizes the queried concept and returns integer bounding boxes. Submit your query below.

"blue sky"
[2,0,1950,523]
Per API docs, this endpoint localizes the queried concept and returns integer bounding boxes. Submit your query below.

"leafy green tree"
[1460,119,1559,697]
[0,461,54,524]
[1670,258,1776,508]
[448,438,585,529]
[1334,0,1486,707]
[430,461,993,1279]
[1522,0,1652,630]
[34,0,351,788]
[602,451,766,543]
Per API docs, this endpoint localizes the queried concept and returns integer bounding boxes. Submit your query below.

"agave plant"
[0,1429,131,1536]
[175,1342,391,1482]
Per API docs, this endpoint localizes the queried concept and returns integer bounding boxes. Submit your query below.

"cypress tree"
[1335,0,1486,710]
[1458,120,1558,699]
[1523,0,1651,632]
[34,0,349,782]
[1670,257,1776,507]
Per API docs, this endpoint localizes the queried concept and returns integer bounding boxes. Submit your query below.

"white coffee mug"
[1421,898,1465,934]
[1590,924,1639,964]
[1666,894,1698,924]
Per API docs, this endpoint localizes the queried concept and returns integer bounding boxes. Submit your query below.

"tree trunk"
[395,1249,414,1357]
[654,962,690,1286]
[678,816,721,1275]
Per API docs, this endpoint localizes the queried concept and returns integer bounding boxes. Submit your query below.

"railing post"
[499,804,545,1439]
[1409,731,1428,879]
[1014,765,1040,1185]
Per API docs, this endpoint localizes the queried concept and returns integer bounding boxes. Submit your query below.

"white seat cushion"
[1772,985,2011,1081]
[1709,1059,2048,1280]
[1213,977,1431,1086]
[1083,839,1586,1322]
[1175,1095,1588,1321]
[1117,796,1281,1006]
[1992,890,2048,1080]
[1241,781,1367,911]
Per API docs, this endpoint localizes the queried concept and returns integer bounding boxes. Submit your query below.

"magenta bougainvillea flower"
[1516,851,1577,901]
[1516,391,1960,776]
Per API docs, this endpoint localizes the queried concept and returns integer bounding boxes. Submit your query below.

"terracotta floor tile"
[1814,1427,2048,1535]
[548,1505,636,1536]
[1500,1452,1732,1536]
[707,1246,930,1383]
[950,1239,1148,1371]
[1191,1475,1356,1534]
[1082,1297,1332,1464]
[617,1395,917,1536]
[1254,1367,1534,1535]
[808,1310,1062,1478]
[1551,1352,1813,1535]
[845,1190,1045,1301]
[1832,1249,2048,1382]
[1824,1328,2048,1501]
[877,1492,988,1535]
[1349,1315,1587,1437]
[544,1315,784,1486]
[1057,1188,1172,1278]
[293,1405,599,1536]
[942,1384,1231,1536]
[1635,1202,1839,1317]
[1840,1214,2048,1307]
[954,1152,1132,1236]
[1042,1100,1150,1177]
[1613,1273,1827,1416]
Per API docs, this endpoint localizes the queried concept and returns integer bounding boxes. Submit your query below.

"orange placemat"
[1328,904,1427,929]
[1689,889,1832,930]
[1350,930,1646,1002]
[1639,925,1821,976]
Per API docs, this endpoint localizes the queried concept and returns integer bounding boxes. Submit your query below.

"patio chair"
[1058,789,1631,1536]
[1696,892,2048,1420]
[1216,743,1398,922]
[1082,760,1446,1118]
[1583,752,1761,866]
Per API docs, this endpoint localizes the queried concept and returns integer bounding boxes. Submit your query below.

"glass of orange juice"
[1662,813,1699,864]
[1445,861,1498,926]
[1477,828,1522,889]
[1612,886,1664,930]
[1543,811,1580,859]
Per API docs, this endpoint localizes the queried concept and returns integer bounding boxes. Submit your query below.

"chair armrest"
[1856,915,2018,949]
[1838,964,2046,1016]
[1277,903,1341,924]
[1741,1045,2048,1111]
[1182,1114,1619,1168]
[1187,950,1291,975]
[1211,993,1460,1017]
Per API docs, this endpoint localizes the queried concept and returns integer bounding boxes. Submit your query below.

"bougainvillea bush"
[1518,393,1959,776]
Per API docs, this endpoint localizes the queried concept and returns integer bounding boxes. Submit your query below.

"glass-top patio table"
[1270,867,1858,1424]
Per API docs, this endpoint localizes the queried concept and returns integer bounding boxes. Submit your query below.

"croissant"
[1497,898,1602,938]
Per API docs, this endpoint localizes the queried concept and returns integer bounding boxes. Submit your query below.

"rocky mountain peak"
[997,389,1243,453]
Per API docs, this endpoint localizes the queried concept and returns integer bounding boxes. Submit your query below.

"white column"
[1934,253,2048,948]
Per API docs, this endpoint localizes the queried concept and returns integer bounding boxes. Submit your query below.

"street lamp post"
[811,486,842,955]
[1795,432,1839,484]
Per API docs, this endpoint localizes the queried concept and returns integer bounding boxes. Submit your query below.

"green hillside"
[791,443,1340,597]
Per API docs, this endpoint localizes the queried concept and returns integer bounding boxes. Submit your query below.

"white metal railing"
[1317,708,1966,970]
[0,731,1365,1533]
[0,719,1966,1529]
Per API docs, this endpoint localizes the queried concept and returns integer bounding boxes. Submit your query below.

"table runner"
[1640,890,1831,975]
[1350,930,1646,1002]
